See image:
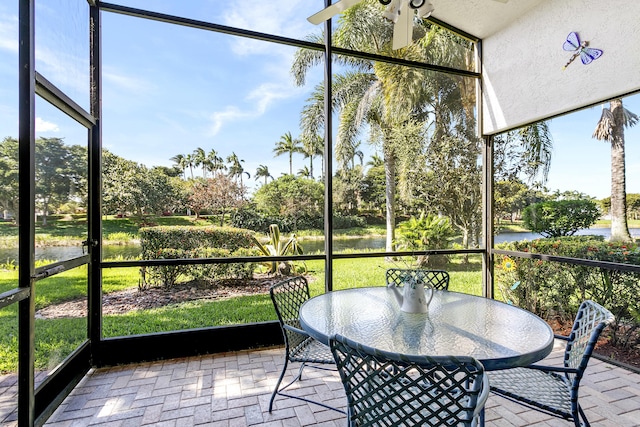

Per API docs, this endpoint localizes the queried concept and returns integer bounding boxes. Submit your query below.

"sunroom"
[2,0,640,425]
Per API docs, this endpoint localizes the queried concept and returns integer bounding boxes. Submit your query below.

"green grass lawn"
[0,215,218,248]
[0,215,390,249]
[596,218,640,227]
[0,254,483,373]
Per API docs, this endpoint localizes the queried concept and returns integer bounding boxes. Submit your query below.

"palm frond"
[592,107,615,142]
[622,107,639,128]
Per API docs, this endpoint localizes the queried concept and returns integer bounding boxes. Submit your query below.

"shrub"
[252,224,305,275]
[104,232,136,244]
[522,199,600,237]
[395,213,456,267]
[140,226,254,257]
[189,247,261,281]
[495,236,640,347]
[231,205,275,232]
[333,213,366,229]
[139,226,258,287]
[141,248,189,288]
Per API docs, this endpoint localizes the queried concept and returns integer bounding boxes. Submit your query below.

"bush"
[140,226,254,257]
[231,206,275,232]
[333,213,366,229]
[495,236,640,347]
[395,213,456,267]
[522,199,600,237]
[189,247,261,282]
[140,248,189,288]
[140,226,258,287]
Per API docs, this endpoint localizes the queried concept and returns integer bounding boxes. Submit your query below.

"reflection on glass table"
[299,287,555,371]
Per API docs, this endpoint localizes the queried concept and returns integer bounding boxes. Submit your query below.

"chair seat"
[290,336,335,364]
[490,367,573,417]
[331,334,488,427]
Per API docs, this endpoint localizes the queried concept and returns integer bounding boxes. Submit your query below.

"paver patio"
[2,340,639,426]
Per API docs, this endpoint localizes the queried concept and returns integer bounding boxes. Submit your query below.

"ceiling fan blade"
[392,0,412,50]
[308,0,363,25]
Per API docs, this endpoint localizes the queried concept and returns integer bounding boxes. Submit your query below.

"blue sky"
[0,0,638,199]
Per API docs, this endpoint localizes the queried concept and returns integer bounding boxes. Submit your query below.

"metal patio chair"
[268,276,343,413]
[385,268,450,291]
[330,334,489,427]
[490,300,615,427]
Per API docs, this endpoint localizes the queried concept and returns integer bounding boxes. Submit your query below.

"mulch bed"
[548,317,640,371]
[36,281,640,371]
[35,275,281,319]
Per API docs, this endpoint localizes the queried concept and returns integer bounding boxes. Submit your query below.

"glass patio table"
[299,287,555,371]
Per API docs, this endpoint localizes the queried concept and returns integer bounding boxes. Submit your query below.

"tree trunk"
[609,99,632,242]
[42,200,49,226]
[384,144,396,253]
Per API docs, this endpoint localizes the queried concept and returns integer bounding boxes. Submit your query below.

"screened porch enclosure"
[4,0,640,425]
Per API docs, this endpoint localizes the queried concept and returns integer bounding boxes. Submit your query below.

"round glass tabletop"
[299,287,555,371]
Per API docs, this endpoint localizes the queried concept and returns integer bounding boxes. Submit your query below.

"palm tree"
[293,1,434,252]
[255,164,273,185]
[297,165,312,178]
[301,133,324,179]
[169,154,187,179]
[183,153,195,179]
[207,149,226,177]
[337,139,364,170]
[226,152,250,186]
[273,132,304,175]
[366,153,384,169]
[192,147,206,178]
[593,99,638,242]
[493,122,554,186]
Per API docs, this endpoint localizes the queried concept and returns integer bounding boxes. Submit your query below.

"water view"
[2,228,638,264]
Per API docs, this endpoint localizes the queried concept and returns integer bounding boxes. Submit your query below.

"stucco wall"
[481,0,640,134]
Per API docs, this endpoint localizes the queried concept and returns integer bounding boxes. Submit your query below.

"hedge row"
[495,236,640,348]
[139,226,258,287]
[140,247,261,287]
[140,226,254,256]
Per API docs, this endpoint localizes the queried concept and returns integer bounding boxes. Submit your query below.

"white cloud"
[204,1,319,136]
[222,0,316,38]
[0,13,18,53]
[103,70,154,94]
[248,82,295,113]
[221,0,319,57]
[208,82,304,136]
[35,117,59,133]
[0,11,90,100]
[209,106,247,136]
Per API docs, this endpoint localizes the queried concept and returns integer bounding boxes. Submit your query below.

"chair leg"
[295,362,306,382]
[269,360,346,414]
[576,405,590,427]
[269,357,289,413]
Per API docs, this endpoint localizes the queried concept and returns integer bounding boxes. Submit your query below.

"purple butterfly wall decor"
[562,32,603,70]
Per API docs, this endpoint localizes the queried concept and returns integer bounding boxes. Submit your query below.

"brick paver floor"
[3,339,639,426]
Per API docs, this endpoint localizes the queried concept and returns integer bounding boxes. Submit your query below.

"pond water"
[301,227,640,253]
[1,228,638,264]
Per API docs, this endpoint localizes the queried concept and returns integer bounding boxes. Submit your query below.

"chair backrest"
[330,334,488,427]
[269,276,311,351]
[386,268,450,291]
[564,300,615,384]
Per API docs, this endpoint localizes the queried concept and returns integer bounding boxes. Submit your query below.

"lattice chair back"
[269,276,311,353]
[563,300,615,384]
[330,334,489,427]
[386,268,450,291]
